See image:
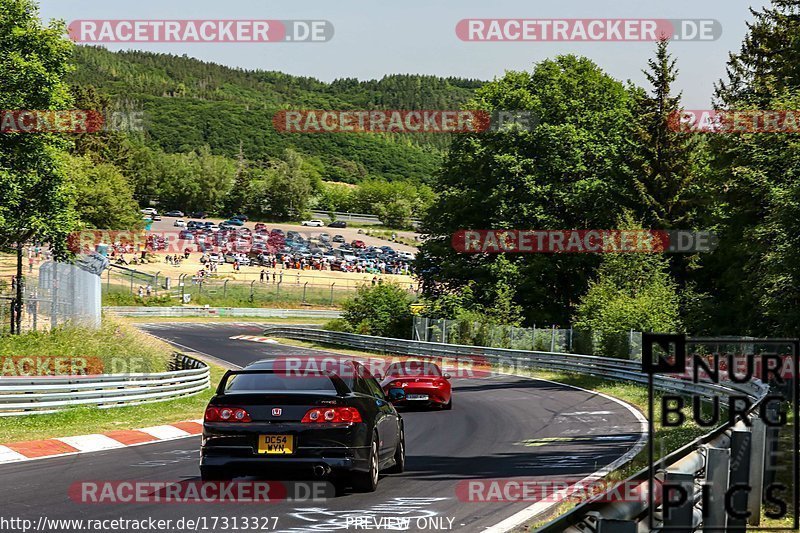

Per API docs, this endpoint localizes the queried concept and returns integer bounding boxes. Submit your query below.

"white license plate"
[406,394,429,400]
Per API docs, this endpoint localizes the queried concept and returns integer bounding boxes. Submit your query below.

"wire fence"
[1,256,104,334]
[101,263,418,308]
[412,316,643,359]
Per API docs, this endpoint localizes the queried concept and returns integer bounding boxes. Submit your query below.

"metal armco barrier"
[262,327,778,531]
[0,353,210,416]
[104,306,341,319]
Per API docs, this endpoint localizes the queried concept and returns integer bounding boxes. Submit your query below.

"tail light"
[433,379,447,387]
[205,406,251,423]
[392,381,406,388]
[302,407,363,424]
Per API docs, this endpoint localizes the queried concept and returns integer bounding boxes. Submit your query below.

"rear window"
[224,373,337,393]
[386,361,442,377]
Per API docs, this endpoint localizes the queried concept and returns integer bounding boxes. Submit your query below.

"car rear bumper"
[201,423,372,474]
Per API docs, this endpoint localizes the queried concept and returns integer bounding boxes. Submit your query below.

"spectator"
[260,269,266,283]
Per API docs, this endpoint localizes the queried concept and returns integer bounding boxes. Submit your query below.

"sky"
[38,0,772,108]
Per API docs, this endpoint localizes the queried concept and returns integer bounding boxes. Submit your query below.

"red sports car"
[381,361,452,410]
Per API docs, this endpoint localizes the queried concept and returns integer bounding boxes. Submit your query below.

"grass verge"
[0,317,173,374]
[0,316,226,444]
[0,364,224,443]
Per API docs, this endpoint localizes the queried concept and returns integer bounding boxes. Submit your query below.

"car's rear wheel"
[443,397,452,410]
[352,434,379,492]
[200,466,232,481]
[386,429,405,474]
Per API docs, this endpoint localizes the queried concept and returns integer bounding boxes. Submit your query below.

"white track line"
[482,374,648,532]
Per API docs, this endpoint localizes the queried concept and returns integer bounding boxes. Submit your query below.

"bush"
[323,318,353,333]
[340,283,413,339]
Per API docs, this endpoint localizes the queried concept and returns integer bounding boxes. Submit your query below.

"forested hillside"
[70,46,482,183]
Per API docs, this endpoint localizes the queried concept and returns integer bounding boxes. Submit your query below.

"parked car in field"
[223,219,245,227]
[165,210,184,217]
[225,252,250,265]
[332,234,345,243]
[351,240,367,249]
[190,211,207,219]
[319,233,331,242]
[141,208,157,216]
[397,251,415,261]
[174,219,186,227]
[328,220,347,228]
[302,219,324,227]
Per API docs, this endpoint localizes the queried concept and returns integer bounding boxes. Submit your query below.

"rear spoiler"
[216,369,350,396]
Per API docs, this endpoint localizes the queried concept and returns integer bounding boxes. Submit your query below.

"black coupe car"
[201,359,406,492]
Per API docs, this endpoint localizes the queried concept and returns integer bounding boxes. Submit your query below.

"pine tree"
[715,0,800,107]
[630,38,704,229]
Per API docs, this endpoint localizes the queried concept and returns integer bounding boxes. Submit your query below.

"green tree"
[630,39,707,229]
[255,149,313,219]
[418,55,640,325]
[715,0,800,108]
[60,154,142,230]
[691,0,800,335]
[0,0,78,331]
[341,283,413,339]
[573,239,682,357]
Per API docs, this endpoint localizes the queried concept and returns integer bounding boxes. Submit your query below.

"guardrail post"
[550,325,556,351]
[704,446,731,531]
[330,283,335,305]
[662,470,694,531]
[747,417,767,526]
[250,280,256,303]
[223,279,229,298]
[154,271,160,294]
[596,518,637,533]
[302,281,308,303]
[727,426,752,532]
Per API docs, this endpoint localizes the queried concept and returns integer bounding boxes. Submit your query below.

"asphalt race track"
[0,323,646,533]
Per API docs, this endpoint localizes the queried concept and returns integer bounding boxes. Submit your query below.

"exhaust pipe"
[313,464,331,478]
